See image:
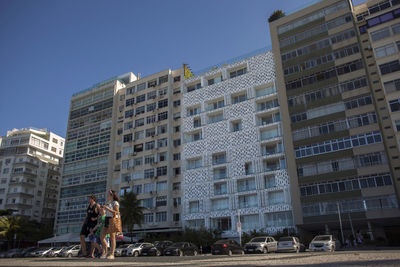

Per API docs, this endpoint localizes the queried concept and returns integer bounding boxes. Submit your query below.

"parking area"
[0,250,400,266]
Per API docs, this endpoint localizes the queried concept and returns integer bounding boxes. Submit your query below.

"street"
[1,250,400,266]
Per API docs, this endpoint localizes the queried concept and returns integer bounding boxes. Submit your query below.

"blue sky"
[0,0,364,137]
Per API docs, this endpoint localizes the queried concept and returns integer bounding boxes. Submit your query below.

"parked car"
[30,247,54,257]
[309,235,339,252]
[277,236,305,253]
[164,242,198,256]
[5,248,23,258]
[60,245,81,257]
[115,244,135,257]
[48,247,66,257]
[141,241,173,256]
[125,243,153,257]
[20,247,37,257]
[244,236,278,254]
[211,239,244,256]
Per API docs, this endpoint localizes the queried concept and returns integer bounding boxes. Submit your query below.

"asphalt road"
[0,250,400,267]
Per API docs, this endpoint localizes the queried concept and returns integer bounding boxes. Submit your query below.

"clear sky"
[0,0,364,138]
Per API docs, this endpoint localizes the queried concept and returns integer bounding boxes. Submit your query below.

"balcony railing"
[262,147,283,156]
[213,173,227,180]
[213,158,226,165]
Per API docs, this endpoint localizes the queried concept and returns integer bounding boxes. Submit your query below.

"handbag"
[108,211,122,233]
[116,232,124,241]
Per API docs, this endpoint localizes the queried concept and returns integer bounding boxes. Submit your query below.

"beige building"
[115,68,183,235]
[269,0,400,240]
[0,128,64,223]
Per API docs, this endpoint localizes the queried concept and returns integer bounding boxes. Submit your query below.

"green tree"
[0,216,25,249]
[268,10,285,23]
[119,191,144,242]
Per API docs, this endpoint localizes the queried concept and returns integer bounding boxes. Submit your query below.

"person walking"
[88,206,106,258]
[100,189,120,259]
[80,194,99,257]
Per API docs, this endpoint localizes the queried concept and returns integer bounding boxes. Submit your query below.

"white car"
[48,247,66,257]
[309,235,339,252]
[125,243,153,257]
[244,236,278,253]
[30,247,53,257]
[60,245,81,257]
[116,244,135,257]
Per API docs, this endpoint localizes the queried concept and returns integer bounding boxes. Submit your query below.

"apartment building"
[115,68,183,234]
[269,0,400,239]
[55,73,136,234]
[0,128,64,223]
[181,50,294,237]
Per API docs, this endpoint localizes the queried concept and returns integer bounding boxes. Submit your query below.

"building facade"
[0,128,64,223]
[114,68,183,235]
[55,73,136,234]
[181,50,294,237]
[269,0,400,239]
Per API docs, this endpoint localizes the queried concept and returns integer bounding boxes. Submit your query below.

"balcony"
[213,173,227,181]
[262,145,283,157]
[256,100,279,112]
[237,184,256,192]
[212,158,226,165]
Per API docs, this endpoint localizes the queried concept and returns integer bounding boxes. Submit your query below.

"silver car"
[116,244,135,257]
[125,243,153,257]
[277,236,305,253]
[244,236,278,253]
[60,245,81,257]
[309,235,339,252]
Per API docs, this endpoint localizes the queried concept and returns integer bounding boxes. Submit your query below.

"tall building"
[181,50,294,237]
[0,128,64,223]
[269,0,400,239]
[55,73,136,234]
[115,68,183,235]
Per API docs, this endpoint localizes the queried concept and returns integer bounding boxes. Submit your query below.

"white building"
[0,128,64,223]
[181,50,295,237]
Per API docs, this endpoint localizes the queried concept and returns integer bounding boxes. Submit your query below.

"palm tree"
[0,216,25,249]
[119,191,144,242]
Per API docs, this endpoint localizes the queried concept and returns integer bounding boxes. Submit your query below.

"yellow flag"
[183,64,194,79]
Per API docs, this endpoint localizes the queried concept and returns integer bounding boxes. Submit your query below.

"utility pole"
[348,213,355,240]
[337,202,345,245]
[237,209,242,245]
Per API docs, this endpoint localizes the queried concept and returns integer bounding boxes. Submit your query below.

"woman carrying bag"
[100,189,121,259]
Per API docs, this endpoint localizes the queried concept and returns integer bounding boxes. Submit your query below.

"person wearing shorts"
[80,194,99,257]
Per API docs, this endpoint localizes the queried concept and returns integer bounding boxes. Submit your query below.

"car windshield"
[65,245,75,250]
[279,237,293,242]
[250,237,266,242]
[313,236,331,241]
[169,242,184,248]
[215,240,230,244]
[119,244,131,248]
[133,243,142,248]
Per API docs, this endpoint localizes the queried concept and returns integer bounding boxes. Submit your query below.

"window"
[187,82,201,92]
[144,169,155,179]
[173,112,181,120]
[147,90,156,100]
[231,120,242,132]
[125,98,135,107]
[207,75,222,86]
[158,124,167,134]
[146,128,156,137]
[237,178,256,192]
[390,98,400,112]
[232,92,247,104]
[173,182,181,190]
[156,196,167,207]
[132,185,142,194]
[193,117,201,128]
[211,217,231,231]
[135,118,144,127]
[145,141,155,150]
[156,212,167,222]
[207,99,224,111]
[158,111,168,121]
[148,79,157,88]
[136,94,146,103]
[214,183,227,195]
[186,131,202,142]
[156,166,167,176]
[189,201,199,213]
[126,86,135,95]
[144,213,153,223]
[135,106,145,115]
[135,130,144,140]
[159,75,168,84]
[157,138,167,148]
[174,126,180,133]
[269,191,284,205]
[137,83,146,91]
[123,134,133,143]
[147,103,156,112]
[265,175,275,189]
[173,153,181,160]
[173,100,181,107]
[208,112,224,124]
[187,158,202,170]
[174,167,181,176]
[379,60,400,75]
[375,43,396,58]
[230,67,247,78]
[245,162,253,175]
[213,167,226,180]
[212,152,226,165]
[159,88,167,96]
[158,99,168,109]
[239,194,257,208]
[265,212,293,228]
[146,115,156,124]
[211,198,229,211]
[173,76,181,82]
[187,106,201,116]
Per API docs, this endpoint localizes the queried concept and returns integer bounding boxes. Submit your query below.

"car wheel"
[134,251,139,257]
[241,250,245,255]
[67,254,72,258]
[193,250,198,256]
[156,250,161,256]
[263,247,268,254]
[296,247,300,253]
[228,250,232,256]
[330,246,335,252]
[179,250,183,257]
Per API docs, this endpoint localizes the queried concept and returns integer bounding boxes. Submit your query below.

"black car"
[211,239,244,256]
[163,242,198,256]
[141,241,173,256]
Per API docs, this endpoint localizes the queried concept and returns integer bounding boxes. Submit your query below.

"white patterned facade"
[181,51,294,238]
